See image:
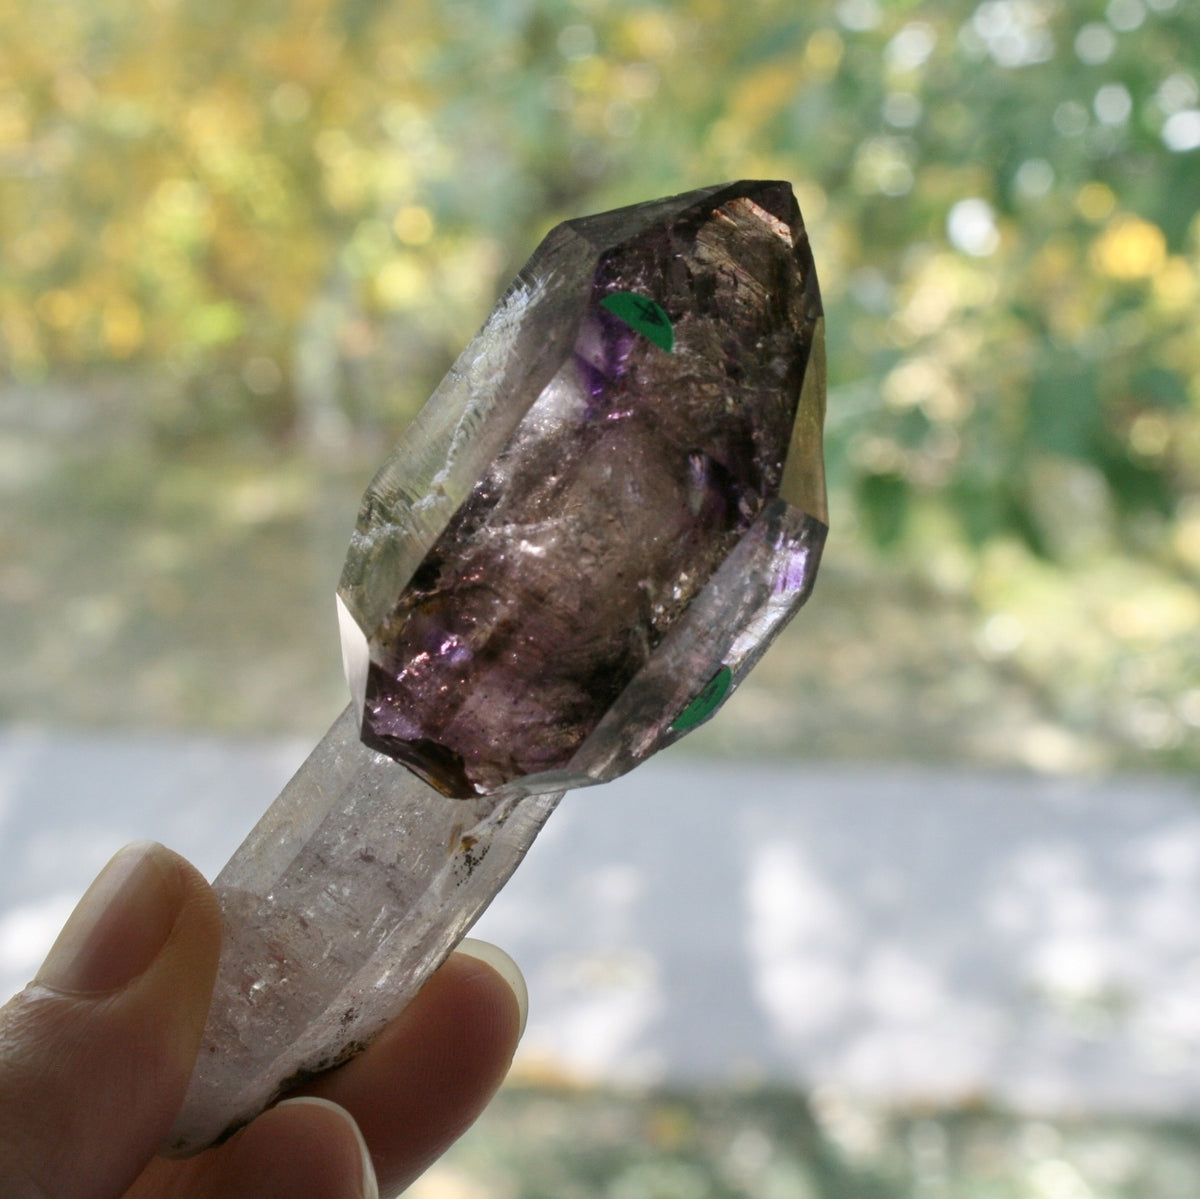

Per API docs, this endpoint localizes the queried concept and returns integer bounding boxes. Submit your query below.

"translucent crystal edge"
[561,181,732,250]
[338,232,594,635]
[780,314,827,524]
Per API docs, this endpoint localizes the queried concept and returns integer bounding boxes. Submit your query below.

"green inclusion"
[671,666,732,731]
[600,292,674,352]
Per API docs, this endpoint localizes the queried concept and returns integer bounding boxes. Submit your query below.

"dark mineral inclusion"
[338,181,826,798]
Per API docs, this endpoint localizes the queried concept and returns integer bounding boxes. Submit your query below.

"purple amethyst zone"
[358,182,822,797]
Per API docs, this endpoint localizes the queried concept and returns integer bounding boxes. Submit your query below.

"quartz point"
[166,180,826,1155]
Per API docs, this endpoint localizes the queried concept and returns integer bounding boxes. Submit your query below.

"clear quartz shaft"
[165,705,561,1155]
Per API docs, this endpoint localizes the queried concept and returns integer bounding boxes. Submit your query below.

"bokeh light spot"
[947,198,1000,256]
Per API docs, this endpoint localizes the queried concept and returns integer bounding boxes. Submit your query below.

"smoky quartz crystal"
[338,180,826,799]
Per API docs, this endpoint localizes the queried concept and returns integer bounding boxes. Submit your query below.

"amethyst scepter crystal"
[167,181,826,1154]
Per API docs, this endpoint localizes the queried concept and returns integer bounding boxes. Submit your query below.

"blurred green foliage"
[3,0,1198,531]
[0,0,1197,764]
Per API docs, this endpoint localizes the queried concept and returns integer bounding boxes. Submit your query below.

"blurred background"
[1,0,1198,1193]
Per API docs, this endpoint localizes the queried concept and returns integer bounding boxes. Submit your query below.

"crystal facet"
[339,180,826,798]
[167,182,826,1155]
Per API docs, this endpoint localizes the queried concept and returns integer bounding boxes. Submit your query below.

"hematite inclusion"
[337,181,827,799]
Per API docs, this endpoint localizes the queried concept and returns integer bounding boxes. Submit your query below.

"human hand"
[0,841,526,1198]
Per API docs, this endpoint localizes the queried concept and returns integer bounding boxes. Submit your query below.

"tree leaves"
[0,0,1195,566]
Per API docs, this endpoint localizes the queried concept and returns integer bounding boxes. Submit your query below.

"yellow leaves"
[179,92,299,232]
[434,237,504,314]
[1151,256,1196,312]
[1106,575,1200,645]
[550,49,650,141]
[210,221,265,287]
[883,357,970,424]
[728,59,801,125]
[10,215,75,273]
[975,534,1191,684]
[102,296,145,357]
[375,38,436,80]
[184,89,263,158]
[268,82,312,124]
[895,251,997,340]
[374,236,503,325]
[0,302,43,369]
[1091,214,1167,280]
[315,128,374,214]
[146,178,215,248]
[564,54,607,95]
[853,137,914,196]
[1127,412,1171,460]
[221,471,308,526]
[804,29,844,78]
[0,90,30,148]
[616,61,659,103]
[393,205,434,246]
[186,301,244,347]
[793,180,828,225]
[35,288,81,331]
[51,71,97,117]
[1074,181,1116,223]
[244,28,344,86]
[618,11,677,61]
[375,255,428,311]
[32,281,146,359]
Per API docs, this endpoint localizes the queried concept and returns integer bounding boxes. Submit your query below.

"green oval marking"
[671,666,732,732]
[600,291,674,352]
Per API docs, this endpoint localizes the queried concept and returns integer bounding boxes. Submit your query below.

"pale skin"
[0,842,525,1198]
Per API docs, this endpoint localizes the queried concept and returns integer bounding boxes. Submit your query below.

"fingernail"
[36,841,184,994]
[457,938,529,1038]
[276,1098,379,1199]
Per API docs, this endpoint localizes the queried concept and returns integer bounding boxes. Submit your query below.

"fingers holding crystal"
[131,1099,379,1199]
[293,943,526,1196]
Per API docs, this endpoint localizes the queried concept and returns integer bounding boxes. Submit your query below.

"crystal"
[339,179,827,799]
[165,181,826,1155]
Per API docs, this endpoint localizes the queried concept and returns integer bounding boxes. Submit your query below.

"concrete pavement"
[2,725,1198,1116]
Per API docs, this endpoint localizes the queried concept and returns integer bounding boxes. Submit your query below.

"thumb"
[0,842,221,1199]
